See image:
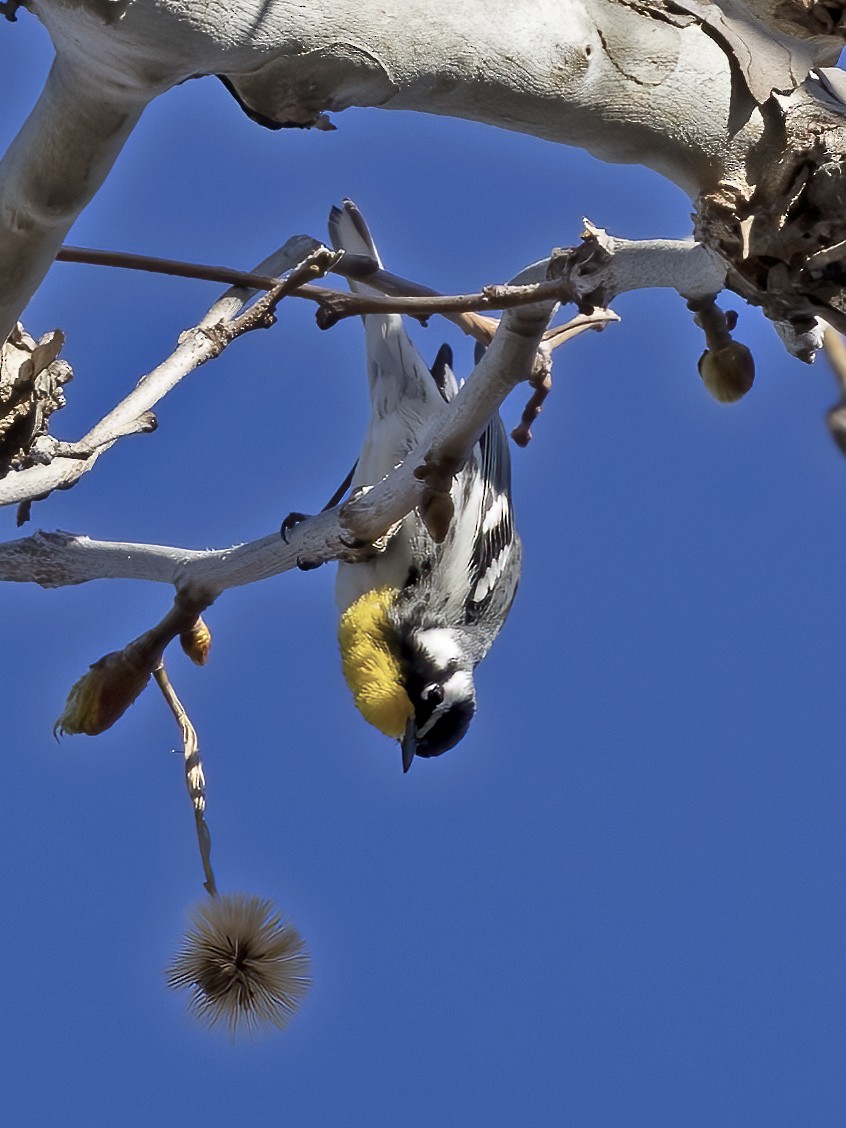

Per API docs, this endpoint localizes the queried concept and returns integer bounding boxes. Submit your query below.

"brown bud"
[180,616,212,666]
[55,650,152,737]
[697,343,755,403]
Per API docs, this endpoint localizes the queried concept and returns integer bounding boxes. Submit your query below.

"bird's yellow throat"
[338,586,412,738]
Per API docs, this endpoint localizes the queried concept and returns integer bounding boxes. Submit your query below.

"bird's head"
[338,591,476,771]
[399,627,476,769]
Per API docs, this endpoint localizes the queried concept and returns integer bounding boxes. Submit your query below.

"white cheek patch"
[443,668,474,704]
[417,628,462,670]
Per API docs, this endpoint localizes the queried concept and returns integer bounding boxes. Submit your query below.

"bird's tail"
[328,199,384,296]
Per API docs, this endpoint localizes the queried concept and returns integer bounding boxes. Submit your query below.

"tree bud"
[180,617,212,666]
[697,343,755,403]
[55,650,152,736]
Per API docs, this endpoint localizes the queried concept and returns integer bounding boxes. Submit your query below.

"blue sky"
[3,16,845,1128]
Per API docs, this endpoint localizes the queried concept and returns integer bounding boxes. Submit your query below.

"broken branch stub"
[1,325,72,477]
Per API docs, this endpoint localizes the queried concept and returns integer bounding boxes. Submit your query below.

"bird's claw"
[280,511,311,543]
[280,511,324,569]
[296,555,324,572]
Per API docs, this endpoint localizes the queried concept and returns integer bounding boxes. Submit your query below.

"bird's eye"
[422,683,444,706]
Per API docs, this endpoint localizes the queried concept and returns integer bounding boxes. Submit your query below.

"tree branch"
[55,245,291,293]
[0,262,570,595]
[154,661,218,898]
[0,237,327,512]
[2,1,842,344]
[0,53,147,343]
[0,222,729,519]
[54,229,729,324]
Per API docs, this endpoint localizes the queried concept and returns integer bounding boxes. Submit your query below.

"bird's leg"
[279,459,360,559]
[279,510,325,570]
[336,483,407,561]
[413,451,462,543]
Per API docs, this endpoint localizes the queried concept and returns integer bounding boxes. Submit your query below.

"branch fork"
[1,216,745,604]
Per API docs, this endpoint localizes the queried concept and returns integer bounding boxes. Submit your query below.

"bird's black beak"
[401,717,417,773]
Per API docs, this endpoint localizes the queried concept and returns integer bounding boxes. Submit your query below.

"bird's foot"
[413,452,461,542]
[280,511,311,543]
[280,511,326,570]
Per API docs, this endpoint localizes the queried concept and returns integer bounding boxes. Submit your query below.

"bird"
[329,199,522,771]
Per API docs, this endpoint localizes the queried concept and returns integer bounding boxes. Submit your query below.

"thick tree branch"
[0,0,840,346]
[0,53,147,343]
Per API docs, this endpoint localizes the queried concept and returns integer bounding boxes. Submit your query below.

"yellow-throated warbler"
[331,200,521,771]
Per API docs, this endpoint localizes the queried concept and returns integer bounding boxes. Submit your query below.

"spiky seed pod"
[697,342,756,403]
[54,649,153,736]
[180,617,212,666]
[167,893,311,1035]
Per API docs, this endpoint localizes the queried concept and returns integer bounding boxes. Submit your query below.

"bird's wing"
[436,412,521,656]
[466,415,521,620]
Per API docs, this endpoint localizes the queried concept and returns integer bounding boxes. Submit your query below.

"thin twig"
[512,359,553,448]
[328,255,501,341]
[308,277,576,328]
[512,309,618,446]
[55,242,576,327]
[57,246,286,293]
[204,246,341,345]
[541,309,618,346]
[154,662,218,897]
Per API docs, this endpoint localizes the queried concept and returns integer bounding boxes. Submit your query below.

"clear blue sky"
[3,16,845,1128]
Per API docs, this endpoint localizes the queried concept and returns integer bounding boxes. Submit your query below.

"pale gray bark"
[0,290,564,598]
[0,235,320,507]
[0,0,843,343]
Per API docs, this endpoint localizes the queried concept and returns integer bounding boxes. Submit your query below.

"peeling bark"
[0,0,843,345]
[696,77,846,337]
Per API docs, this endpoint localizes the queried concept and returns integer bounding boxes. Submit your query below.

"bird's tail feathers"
[430,342,459,402]
[328,199,383,295]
